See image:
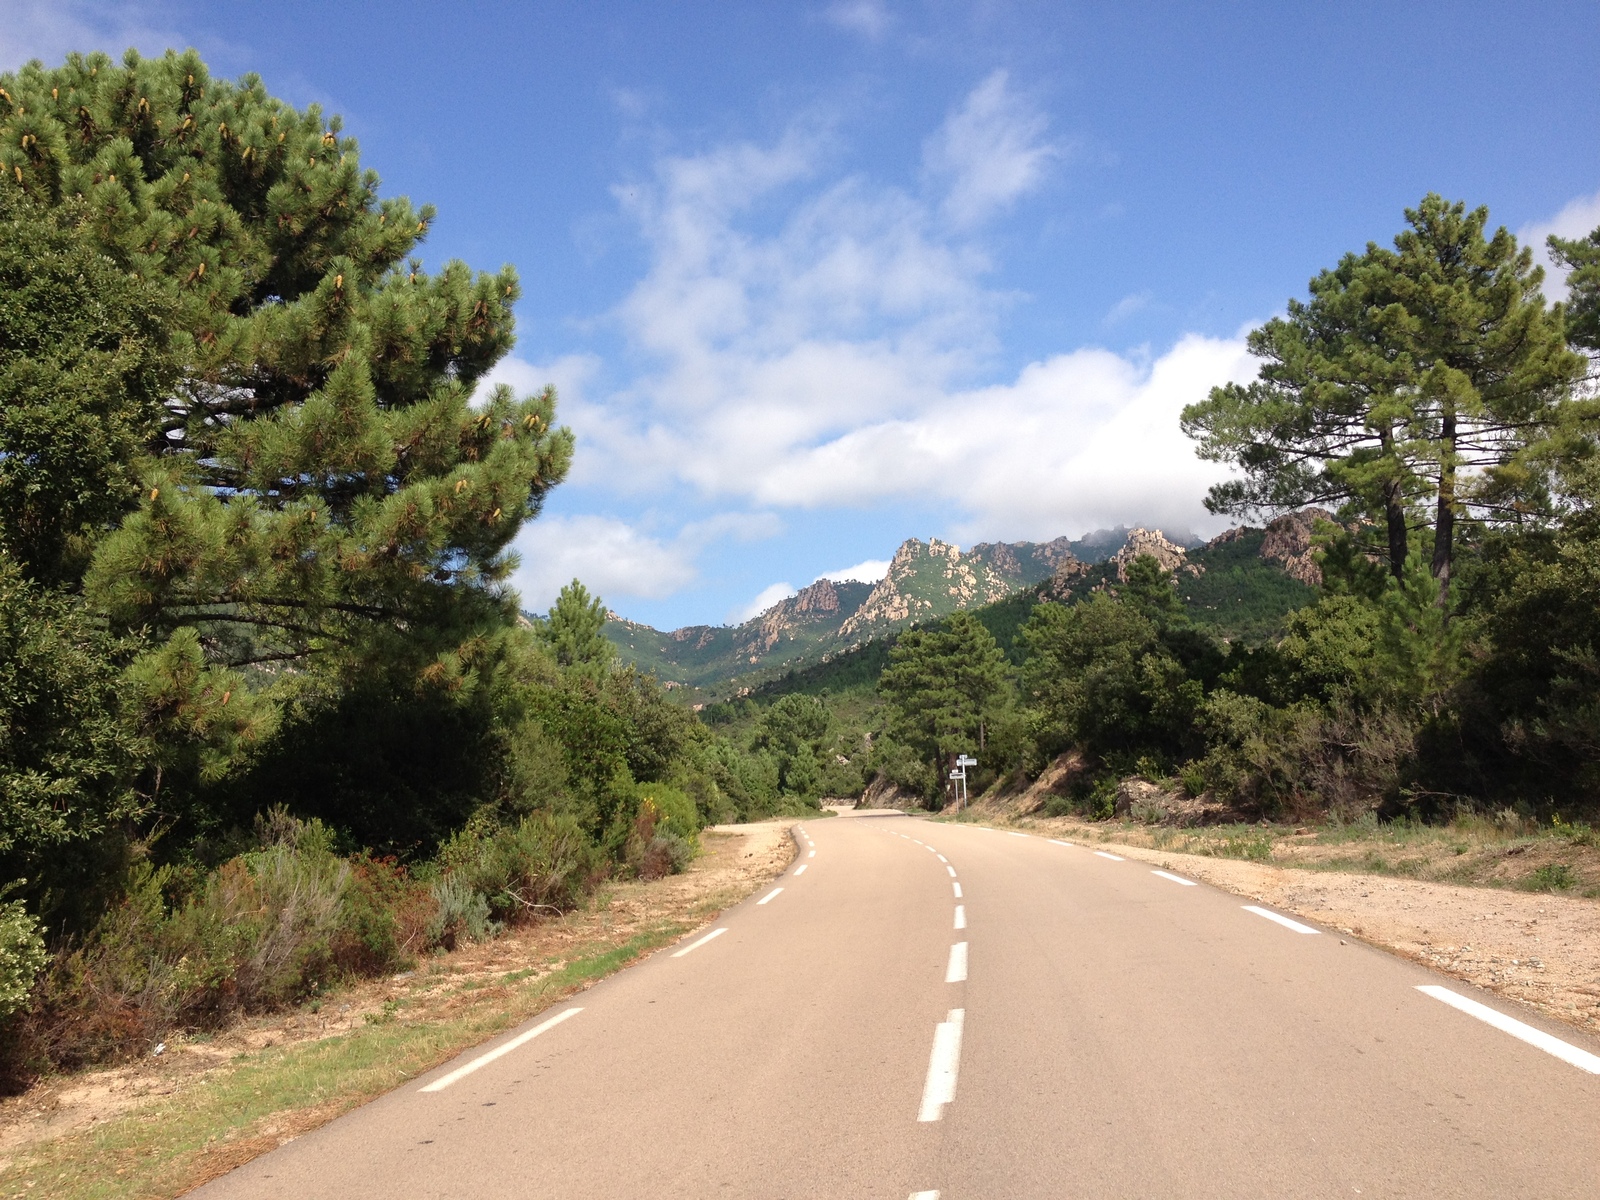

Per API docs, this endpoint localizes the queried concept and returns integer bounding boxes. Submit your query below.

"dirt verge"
[0,820,797,1199]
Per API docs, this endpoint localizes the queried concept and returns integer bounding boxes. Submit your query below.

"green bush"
[436,812,601,922]
[0,899,46,1021]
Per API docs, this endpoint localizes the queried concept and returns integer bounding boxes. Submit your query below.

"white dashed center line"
[953,905,966,929]
[946,865,957,877]
[1243,905,1319,934]
[793,864,807,876]
[910,1192,940,1200]
[1416,985,1600,1074]
[757,887,784,905]
[917,1008,965,1122]
[1152,869,1197,886]
[808,850,816,858]
[671,927,727,958]
[936,854,948,863]
[1094,851,1125,861]
[952,882,962,898]
[945,942,968,983]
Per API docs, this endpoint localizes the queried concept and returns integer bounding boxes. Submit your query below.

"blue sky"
[8,1,1600,628]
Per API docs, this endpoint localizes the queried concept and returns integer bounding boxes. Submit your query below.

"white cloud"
[510,515,697,613]
[0,1,182,71]
[818,558,891,583]
[1103,290,1152,326]
[822,1,893,40]
[553,112,1249,545]
[1520,188,1600,301]
[924,71,1057,228]
[729,581,797,623]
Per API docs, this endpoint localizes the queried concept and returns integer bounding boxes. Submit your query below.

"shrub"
[0,899,46,1021]
[427,875,494,949]
[436,812,602,922]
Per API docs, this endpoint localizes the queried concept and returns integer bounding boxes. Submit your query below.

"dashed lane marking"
[1152,869,1198,886]
[1416,985,1600,1074]
[793,864,807,876]
[758,887,784,905]
[952,882,962,898]
[945,942,968,983]
[671,928,728,958]
[1243,905,1319,934]
[1094,851,1125,861]
[954,905,966,929]
[946,865,957,877]
[910,1192,940,1200]
[917,1008,965,1122]
[419,1007,583,1093]
[1049,839,1073,847]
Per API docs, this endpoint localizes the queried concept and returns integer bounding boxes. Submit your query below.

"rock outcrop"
[1110,527,1191,581]
[1260,508,1335,586]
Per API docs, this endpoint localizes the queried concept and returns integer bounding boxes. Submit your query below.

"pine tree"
[1183,196,1584,605]
[538,580,615,677]
[0,51,573,731]
[879,612,1009,793]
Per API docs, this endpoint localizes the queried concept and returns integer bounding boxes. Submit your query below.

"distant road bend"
[195,812,1600,1199]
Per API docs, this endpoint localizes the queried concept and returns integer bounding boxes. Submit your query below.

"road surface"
[194,812,1600,1198]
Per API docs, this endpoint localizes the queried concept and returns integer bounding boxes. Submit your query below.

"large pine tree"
[0,49,572,698]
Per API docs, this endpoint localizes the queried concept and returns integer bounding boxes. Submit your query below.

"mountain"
[604,517,1323,695]
[604,535,1082,691]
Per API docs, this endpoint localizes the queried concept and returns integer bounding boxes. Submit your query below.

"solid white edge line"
[671,927,728,958]
[952,882,962,898]
[954,905,966,930]
[917,1008,965,1121]
[793,864,807,876]
[1152,869,1198,887]
[945,941,968,983]
[420,1007,582,1092]
[1093,851,1125,861]
[1049,839,1073,846]
[1243,905,1319,935]
[1416,985,1600,1074]
[946,864,957,877]
[757,887,784,905]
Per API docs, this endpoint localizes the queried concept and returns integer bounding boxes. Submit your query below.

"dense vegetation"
[0,49,810,1085]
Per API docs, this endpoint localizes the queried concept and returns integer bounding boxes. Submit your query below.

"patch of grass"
[0,924,692,1200]
[1524,863,1577,893]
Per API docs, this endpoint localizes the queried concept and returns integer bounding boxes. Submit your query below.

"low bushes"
[0,807,633,1085]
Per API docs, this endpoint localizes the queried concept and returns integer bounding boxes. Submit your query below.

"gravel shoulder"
[0,820,799,1198]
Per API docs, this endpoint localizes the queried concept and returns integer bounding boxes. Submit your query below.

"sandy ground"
[985,816,1600,1039]
[0,819,799,1171]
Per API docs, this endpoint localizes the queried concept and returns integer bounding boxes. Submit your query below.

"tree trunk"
[1432,408,1457,611]
[1383,479,1408,582]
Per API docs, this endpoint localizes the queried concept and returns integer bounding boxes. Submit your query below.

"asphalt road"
[194,813,1600,1199]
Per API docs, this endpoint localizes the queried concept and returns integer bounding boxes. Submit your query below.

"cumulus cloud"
[510,515,698,613]
[819,558,891,583]
[1520,187,1600,301]
[729,581,797,623]
[924,71,1057,228]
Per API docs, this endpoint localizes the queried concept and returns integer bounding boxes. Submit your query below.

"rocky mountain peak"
[1111,527,1190,581]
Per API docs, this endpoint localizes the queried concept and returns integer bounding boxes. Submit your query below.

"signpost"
[950,754,978,811]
